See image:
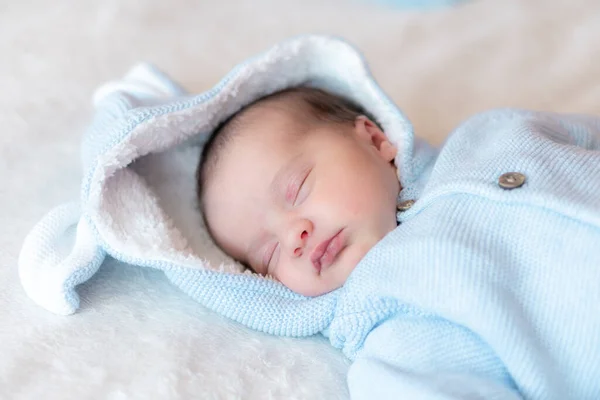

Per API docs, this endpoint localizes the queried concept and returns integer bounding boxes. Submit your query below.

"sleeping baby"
[19,35,600,399]
[196,89,600,398]
[197,87,400,297]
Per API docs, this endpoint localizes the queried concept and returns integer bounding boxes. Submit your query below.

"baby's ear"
[354,116,397,162]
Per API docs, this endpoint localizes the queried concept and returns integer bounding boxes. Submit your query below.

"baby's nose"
[285,219,313,257]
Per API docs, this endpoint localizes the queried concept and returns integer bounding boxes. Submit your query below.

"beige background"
[2,0,599,398]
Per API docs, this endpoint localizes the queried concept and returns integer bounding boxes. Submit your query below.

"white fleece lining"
[89,36,407,274]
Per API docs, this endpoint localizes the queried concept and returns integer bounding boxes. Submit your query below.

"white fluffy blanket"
[3,0,599,398]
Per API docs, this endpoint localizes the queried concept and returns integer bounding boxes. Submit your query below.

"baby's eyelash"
[286,167,311,205]
[263,242,278,271]
[284,176,301,203]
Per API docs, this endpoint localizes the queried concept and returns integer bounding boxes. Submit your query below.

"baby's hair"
[196,86,376,244]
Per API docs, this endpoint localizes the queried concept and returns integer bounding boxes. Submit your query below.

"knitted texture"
[330,109,600,399]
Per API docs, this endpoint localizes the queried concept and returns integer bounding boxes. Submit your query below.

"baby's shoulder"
[445,108,551,145]
[421,108,600,228]
[442,108,600,152]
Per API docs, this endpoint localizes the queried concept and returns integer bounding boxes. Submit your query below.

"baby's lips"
[317,229,345,271]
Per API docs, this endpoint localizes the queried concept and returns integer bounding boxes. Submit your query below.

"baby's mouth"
[310,229,345,273]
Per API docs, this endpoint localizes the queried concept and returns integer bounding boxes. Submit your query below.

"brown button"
[498,172,526,189]
[396,199,415,212]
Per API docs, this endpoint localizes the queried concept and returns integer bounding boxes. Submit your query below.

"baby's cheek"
[346,236,369,260]
[347,191,378,217]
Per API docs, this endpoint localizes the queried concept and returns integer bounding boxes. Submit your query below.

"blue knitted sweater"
[328,109,600,399]
[19,36,600,399]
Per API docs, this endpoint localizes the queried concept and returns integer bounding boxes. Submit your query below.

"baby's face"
[204,107,400,296]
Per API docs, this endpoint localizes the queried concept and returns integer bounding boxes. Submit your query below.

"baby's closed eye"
[288,167,312,206]
[263,242,279,272]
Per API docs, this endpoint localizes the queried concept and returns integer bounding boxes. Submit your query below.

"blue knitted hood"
[19,35,416,336]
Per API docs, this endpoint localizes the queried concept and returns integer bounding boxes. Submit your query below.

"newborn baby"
[196,87,600,399]
[20,35,600,400]
[198,87,400,296]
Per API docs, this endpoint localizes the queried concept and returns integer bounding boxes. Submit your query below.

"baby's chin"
[287,267,350,297]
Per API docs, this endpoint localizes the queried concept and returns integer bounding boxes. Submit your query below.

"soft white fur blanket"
[3,0,600,398]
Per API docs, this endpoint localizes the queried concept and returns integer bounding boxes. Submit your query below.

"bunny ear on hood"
[18,35,417,336]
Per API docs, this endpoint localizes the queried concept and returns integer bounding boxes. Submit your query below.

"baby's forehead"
[229,100,312,147]
[238,92,312,126]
